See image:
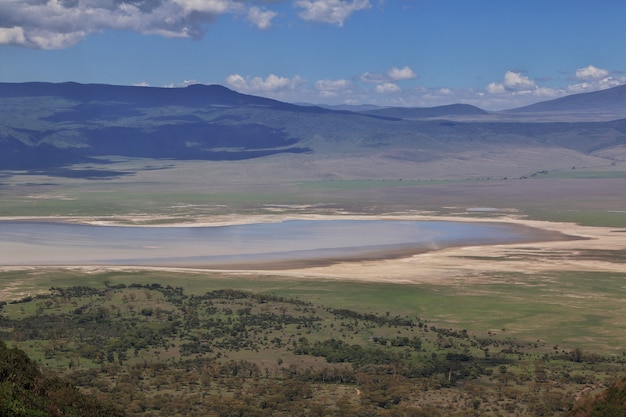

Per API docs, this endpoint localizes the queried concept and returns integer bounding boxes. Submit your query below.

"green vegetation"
[298,179,469,190]
[521,208,626,228]
[526,169,626,180]
[0,340,124,417]
[2,282,625,416]
[3,269,626,354]
[3,169,626,226]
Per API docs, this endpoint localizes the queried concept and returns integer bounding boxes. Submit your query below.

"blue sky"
[1,0,625,110]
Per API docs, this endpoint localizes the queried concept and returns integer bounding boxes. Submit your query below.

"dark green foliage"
[2,283,625,417]
[0,340,124,417]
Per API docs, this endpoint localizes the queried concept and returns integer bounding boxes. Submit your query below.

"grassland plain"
[2,268,626,355]
[1,160,625,223]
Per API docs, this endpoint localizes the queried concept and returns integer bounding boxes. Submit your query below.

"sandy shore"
[2,213,625,284]
[274,217,626,284]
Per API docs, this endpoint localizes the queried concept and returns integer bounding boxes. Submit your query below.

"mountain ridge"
[1,81,626,178]
[502,83,626,116]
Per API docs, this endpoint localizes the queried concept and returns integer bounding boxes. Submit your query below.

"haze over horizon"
[1,0,625,110]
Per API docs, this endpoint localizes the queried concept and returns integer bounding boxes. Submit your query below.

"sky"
[1,0,625,110]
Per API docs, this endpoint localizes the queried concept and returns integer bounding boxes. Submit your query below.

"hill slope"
[360,103,488,119]
[0,340,125,416]
[503,84,626,120]
[569,377,626,417]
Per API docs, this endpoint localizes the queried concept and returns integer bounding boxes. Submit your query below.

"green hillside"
[0,340,124,417]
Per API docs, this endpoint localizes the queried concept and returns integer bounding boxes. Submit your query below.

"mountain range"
[1,81,625,178]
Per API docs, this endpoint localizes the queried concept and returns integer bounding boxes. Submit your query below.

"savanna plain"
[2,158,626,416]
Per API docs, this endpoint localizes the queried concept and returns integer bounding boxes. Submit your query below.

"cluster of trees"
[1,283,625,416]
[0,340,124,417]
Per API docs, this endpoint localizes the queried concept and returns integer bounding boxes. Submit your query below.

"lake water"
[0,219,557,268]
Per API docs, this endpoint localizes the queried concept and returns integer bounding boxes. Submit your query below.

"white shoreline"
[1,213,625,282]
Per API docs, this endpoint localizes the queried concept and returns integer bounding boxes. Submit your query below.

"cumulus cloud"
[486,71,536,94]
[359,71,387,84]
[0,0,278,49]
[163,79,200,88]
[315,78,353,97]
[375,82,400,94]
[502,71,536,91]
[387,66,417,81]
[574,65,609,80]
[0,0,372,49]
[360,66,417,84]
[225,73,305,94]
[486,82,506,94]
[567,76,623,94]
[294,0,371,26]
[482,67,626,109]
[0,27,26,45]
[247,6,277,30]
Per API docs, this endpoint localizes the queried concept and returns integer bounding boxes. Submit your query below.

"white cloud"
[375,82,400,94]
[172,0,235,14]
[315,78,352,97]
[360,66,417,84]
[486,71,537,95]
[479,67,626,109]
[171,65,624,112]
[532,86,560,98]
[295,0,371,26]
[387,66,417,81]
[133,82,151,87]
[0,0,281,49]
[226,73,306,94]
[163,79,200,88]
[247,6,277,30]
[568,75,623,94]
[0,27,26,45]
[486,82,506,94]
[502,71,536,91]
[574,65,609,81]
[359,71,387,84]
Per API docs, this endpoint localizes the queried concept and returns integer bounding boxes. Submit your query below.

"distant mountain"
[1,81,626,178]
[0,81,292,109]
[0,82,321,170]
[504,84,626,117]
[360,103,488,119]
[314,103,386,112]
[306,103,488,119]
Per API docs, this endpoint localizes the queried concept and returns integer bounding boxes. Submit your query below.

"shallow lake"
[0,219,558,268]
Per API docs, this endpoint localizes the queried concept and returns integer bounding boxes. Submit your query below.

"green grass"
[522,208,626,227]
[298,179,469,190]
[3,269,625,354]
[528,170,626,180]
[3,169,626,226]
[6,278,623,417]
